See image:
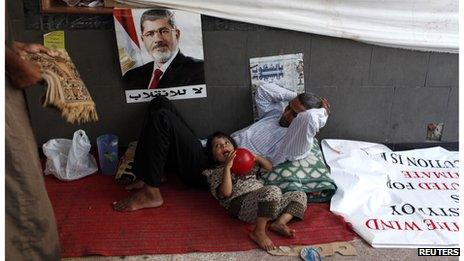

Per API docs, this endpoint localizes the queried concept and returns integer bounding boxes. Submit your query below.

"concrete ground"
[64,239,459,261]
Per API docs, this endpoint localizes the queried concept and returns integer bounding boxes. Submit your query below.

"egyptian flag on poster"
[113,8,143,75]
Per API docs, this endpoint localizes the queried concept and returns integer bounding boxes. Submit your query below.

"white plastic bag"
[43,129,98,181]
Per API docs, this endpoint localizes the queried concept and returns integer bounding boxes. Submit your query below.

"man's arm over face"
[255,82,297,119]
[270,108,328,165]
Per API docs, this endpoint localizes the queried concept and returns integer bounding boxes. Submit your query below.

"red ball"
[231,148,255,175]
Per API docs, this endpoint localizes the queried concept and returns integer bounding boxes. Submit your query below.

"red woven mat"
[44,174,356,257]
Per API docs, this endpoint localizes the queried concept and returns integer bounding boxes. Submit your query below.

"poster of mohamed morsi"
[114,8,206,103]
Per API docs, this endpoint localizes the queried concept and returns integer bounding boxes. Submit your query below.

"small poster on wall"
[114,8,206,103]
[249,53,304,120]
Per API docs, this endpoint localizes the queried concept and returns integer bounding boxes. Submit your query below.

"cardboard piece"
[267,241,357,257]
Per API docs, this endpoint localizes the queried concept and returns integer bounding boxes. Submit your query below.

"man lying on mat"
[113,83,329,211]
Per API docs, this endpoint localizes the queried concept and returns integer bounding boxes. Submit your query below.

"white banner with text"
[321,139,459,248]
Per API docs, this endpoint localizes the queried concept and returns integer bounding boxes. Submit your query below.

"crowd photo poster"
[114,8,206,103]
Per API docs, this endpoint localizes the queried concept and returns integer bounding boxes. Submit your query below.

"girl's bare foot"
[124,179,145,190]
[249,230,276,251]
[270,222,295,238]
[113,186,163,211]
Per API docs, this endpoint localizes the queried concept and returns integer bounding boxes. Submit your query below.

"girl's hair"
[205,131,237,167]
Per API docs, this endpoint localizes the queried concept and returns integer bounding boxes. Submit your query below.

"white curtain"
[117,0,458,53]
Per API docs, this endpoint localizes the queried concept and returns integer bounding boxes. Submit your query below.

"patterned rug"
[26,49,98,124]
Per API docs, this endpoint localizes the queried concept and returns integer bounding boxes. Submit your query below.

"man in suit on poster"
[123,9,204,89]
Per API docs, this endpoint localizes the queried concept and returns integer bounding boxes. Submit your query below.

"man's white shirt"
[232,82,328,166]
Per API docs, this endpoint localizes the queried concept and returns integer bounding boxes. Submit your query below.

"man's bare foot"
[113,186,163,212]
[270,222,295,238]
[249,230,276,251]
[124,179,145,190]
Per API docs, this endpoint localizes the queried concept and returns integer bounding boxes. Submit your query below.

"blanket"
[260,139,336,202]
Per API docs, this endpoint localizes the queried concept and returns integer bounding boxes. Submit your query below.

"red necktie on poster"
[149,69,163,89]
